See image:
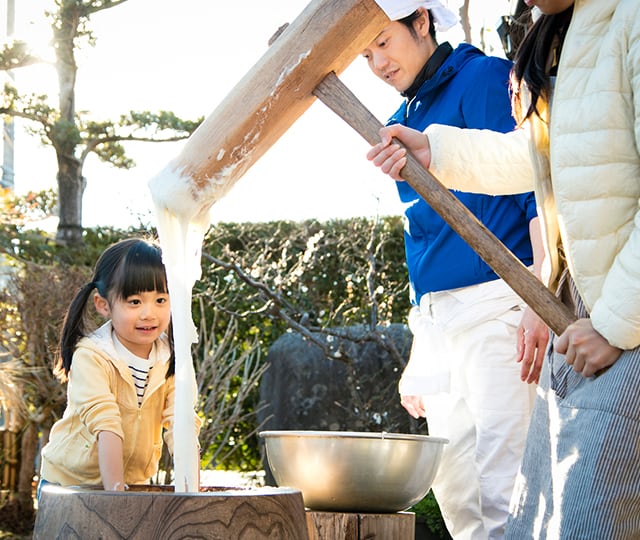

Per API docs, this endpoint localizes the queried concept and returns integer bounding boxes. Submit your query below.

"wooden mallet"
[150,0,575,336]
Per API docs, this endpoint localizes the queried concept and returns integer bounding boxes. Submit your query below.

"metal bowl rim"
[258,430,449,444]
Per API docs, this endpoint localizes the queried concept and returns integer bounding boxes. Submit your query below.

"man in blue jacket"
[362,2,548,538]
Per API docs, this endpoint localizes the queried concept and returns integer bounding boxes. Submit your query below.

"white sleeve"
[425,124,535,195]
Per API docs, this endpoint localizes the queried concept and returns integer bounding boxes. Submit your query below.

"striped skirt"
[505,274,640,539]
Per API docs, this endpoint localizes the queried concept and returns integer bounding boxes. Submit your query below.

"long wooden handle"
[313,72,575,336]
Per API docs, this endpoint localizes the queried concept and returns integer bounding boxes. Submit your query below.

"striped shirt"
[112,334,155,407]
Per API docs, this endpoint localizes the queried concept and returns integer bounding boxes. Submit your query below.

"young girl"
[39,237,200,494]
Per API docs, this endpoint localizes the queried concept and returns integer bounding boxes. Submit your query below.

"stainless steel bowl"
[259,430,448,513]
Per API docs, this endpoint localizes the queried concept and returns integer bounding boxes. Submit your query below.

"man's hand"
[517,307,550,384]
[401,394,427,419]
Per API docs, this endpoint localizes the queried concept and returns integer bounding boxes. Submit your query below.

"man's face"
[362,20,432,93]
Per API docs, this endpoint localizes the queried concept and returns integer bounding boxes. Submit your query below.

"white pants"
[403,279,535,540]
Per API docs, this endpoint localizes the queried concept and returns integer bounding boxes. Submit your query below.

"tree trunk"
[17,422,37,499]
[55,156,85,246]
[53,3,82,246]
[459,0,472,44]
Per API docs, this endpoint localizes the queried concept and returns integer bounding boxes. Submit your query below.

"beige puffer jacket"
[424,0,640,350]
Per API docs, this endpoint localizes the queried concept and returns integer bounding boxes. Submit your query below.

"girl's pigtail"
[165,320,175,379]
[54,281,96,382]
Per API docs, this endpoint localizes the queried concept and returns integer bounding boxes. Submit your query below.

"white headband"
[374,1,459,32]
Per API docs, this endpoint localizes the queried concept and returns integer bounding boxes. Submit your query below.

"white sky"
[7,0,515,230]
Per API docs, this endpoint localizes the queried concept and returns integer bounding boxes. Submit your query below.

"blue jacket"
[388,43,537,304]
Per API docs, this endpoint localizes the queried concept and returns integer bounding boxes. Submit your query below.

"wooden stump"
[306,511,415,540]
[34,484,309,539]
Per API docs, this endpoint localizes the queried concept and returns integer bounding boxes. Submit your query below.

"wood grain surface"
[34,485,309,539]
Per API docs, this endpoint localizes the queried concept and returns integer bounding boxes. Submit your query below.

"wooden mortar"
[34,484,309,539]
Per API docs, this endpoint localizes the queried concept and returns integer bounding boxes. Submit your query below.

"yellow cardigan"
[40,322,195,486]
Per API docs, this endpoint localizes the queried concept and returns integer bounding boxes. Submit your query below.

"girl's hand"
[98,430,125,491]
[556,318,622,377]
[366,125,432,180]
[517,307,550,384]
[400,394,427,419]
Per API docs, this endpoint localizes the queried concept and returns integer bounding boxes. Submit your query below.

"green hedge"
[3,217,411,468]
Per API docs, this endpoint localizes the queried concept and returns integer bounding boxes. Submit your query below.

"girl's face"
[94,289,171,358]
[524,0,574,14]
[362,10,435,93]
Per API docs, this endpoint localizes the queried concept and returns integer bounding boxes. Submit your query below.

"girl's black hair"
[511,6,574,123]
[398,9,437,42]
[55,237,175,382]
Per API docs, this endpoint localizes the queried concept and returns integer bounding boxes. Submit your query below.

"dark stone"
[258,323,425,484]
